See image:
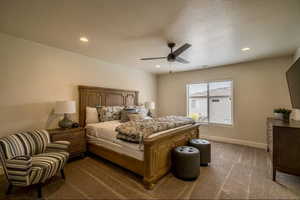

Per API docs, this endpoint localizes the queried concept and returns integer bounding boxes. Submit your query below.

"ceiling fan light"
[241,47,250,51]
[80,37,89,42]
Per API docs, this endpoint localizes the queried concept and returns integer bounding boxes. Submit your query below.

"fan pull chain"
[168,62,173,74]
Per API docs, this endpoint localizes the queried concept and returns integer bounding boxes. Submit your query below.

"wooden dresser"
[266,117,300,181]
[48,127,86,158]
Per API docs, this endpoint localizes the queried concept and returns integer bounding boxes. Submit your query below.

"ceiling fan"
[140,42,191,64]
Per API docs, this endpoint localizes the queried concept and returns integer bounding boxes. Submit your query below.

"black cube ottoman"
[189,139,211,166]
[172,146,200,180]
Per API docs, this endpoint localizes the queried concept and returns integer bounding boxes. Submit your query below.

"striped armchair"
[0,129,70,198]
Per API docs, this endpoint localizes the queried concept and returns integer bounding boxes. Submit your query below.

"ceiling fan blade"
[140,57,166,60]
[173,43,191,57]
[175,56,190,64]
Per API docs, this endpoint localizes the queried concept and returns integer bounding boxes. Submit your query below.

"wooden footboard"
[86,124,200,190]
[143,124,200,189]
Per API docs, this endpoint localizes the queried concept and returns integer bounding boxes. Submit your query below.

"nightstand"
[48,127,86,158]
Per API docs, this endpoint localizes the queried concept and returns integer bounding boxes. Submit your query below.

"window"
[187,80,233,125]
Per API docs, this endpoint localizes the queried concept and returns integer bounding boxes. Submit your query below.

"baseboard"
[200,135,267,150]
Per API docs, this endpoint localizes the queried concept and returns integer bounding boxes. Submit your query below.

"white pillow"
[86,107,99,124]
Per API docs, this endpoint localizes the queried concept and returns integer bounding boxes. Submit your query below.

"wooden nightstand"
[48,127,86,158]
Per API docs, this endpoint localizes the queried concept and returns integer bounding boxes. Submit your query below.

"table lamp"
[55,100,76,129]
[145,101,155,117]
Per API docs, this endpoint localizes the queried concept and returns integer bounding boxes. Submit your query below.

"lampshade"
[145,101,155,110]
[55,101,76,114]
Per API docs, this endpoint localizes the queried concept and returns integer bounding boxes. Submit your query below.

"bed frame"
[78,85,200,189]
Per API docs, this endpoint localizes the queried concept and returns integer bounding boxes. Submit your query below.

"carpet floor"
[1,141,300,199]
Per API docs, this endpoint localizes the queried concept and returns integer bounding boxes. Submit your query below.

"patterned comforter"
[115,116,195,143]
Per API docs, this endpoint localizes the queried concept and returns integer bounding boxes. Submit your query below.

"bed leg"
[143,178,155,190]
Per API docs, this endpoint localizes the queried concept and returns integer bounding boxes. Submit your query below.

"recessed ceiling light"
[80,37,89,42]
[156,65,161,68]
[241,47,250,51]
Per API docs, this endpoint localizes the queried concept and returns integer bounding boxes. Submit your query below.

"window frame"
[186,79,234,127]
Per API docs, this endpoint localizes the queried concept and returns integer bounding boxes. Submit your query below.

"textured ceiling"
[0,0,299,73]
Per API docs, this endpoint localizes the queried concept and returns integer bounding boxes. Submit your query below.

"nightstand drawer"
[72,131,85,140]
[48,128,86,158]
[70,141,86,154]
[51,133,73,141]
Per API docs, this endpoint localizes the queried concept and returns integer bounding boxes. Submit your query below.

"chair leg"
[273,167,276,181]
[6,183,12,195]
[61,169,65,180]
[37,184,42,199]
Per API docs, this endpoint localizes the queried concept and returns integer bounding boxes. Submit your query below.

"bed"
[78,85,200,189]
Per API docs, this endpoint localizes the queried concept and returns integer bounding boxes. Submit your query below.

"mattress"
[85,120,195,161]
[86,121,144,160]
[87,135,144,161]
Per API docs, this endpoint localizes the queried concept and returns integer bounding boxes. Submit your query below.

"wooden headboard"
[78,85,139,127]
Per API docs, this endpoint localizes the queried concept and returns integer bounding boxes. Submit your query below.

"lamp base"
[58,114,74,129]
[148,110,153,118]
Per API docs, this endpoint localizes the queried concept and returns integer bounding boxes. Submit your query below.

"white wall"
[0,33,157,137]
[157,56,293,146]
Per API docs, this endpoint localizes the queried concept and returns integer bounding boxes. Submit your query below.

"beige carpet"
[1,142,300,199]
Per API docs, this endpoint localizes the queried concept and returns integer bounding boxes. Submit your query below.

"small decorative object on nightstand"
[48,127,86,158]
[145,101,155,117]
[273,108,292,122]
[55,100,76,129]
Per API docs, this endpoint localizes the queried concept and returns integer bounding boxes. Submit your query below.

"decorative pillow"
[97,106,124,122]
[135,105,149,117]
[116,132,140,144]
[128,113,147,121]
[86,107,99,124]
[120,108,137,122]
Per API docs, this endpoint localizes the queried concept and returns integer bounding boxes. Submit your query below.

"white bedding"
[85,120,195,161]
[86,120,121,142]
[86,120,144,160]
[87,135,144,160]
